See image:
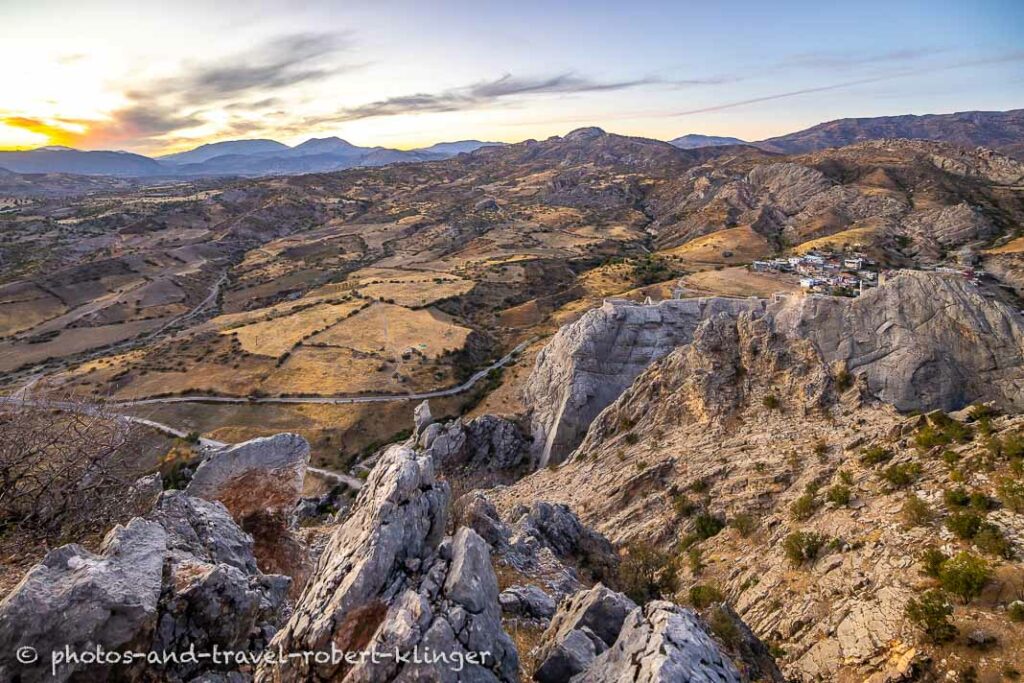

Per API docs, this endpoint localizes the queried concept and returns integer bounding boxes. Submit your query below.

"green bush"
[762,394,780,410]
[688,584,725,609]
[672,493,698,518]
[693,512,726,540]
[996,476,1024,513]
[904,589,956,643]
[1009,601,1024,622]
[783,531,826,566]
[939,551,990,603]
[826,485,851,506]
[707,606,741,648]
[729,512,757,537]
[790,494,817,520]
[880,462,921,488]
[838,469,854,486]
[619,541,679,604]
[860,445,893,466]
[943,486,971,508]
[945,511,984,540]
[919,546,948,578]
[901,494,933,527]
[974,523,1012,559]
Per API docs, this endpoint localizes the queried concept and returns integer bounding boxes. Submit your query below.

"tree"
[619,541,679,604]
[0,389,147,546]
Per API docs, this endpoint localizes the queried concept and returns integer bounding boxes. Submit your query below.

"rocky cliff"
[526,271,1024,466]
[525,296,764,467]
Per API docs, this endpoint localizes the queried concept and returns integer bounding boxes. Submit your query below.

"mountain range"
[0,138,504,178]
[0,108,1020,180]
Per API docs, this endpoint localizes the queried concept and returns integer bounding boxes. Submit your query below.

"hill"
[758,108,1024,159]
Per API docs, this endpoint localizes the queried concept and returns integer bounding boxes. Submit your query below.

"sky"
[0,0,1021,155]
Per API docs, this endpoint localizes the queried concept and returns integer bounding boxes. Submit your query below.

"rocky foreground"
[2,270,1024,681]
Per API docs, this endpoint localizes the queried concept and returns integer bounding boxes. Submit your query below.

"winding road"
[108,338,533,407]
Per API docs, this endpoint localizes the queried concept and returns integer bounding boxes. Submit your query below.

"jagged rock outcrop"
[525,297,764,466]
[0,491,289,682]
[186,433,310,519]
[256,444,518,682]
[420,413,527,474]
[461,492,617,598]
[534,583,637,681]
[900,202,997,260]
[534,586,781,683]
[576,601,744,682]
[186,433,312,593]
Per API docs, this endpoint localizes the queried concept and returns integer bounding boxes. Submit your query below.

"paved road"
[109,338,533,407]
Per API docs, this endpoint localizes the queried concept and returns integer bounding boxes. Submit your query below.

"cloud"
[168,33,351,102]
[328,72,664,122]
[674,51,1024,116]
[55,32,353,150]
[778,47,949,70]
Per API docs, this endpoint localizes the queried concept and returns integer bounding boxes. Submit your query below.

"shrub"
[783,531,825,566]
[838,469,854,486]
[707,606,741,648]
[623,432,640,445]
[790,494,817,520]
[619,541,679,604]
[729,512,757,537]
[835,369,852,391]
[762,394,780,410]
[672,493,698,518]
[996,476,1024,513]
[861,445,893,466]
[880,462,921,488]
[945,511,983,540]
[974,523,1012,559]
[939,551,990,603]
[693,512,726,540]
[813,440,829,459]
[687,546,704,576]
[901,494,933,527]
[919,546,948,578]
[904,589,956,643]
[1009,601,1024,622]
[688,584,725,609]
[826,485,851,506]
[943,487,971,508]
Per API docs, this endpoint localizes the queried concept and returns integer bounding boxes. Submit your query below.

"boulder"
[533,627,604,683]
[422,415,527,473]
[186,433,310,519]
[539,584,636,651]
[0,519,166,682]
[499,585,556,619]
[572,601,743,682]
[0,491,290,683]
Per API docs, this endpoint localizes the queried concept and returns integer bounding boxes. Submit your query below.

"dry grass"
[308,303,471,359]
[681,266,800,298]
[663,226,772,264]
[225,301,364,356]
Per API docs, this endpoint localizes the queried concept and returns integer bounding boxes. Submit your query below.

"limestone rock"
[498,585,556,619]
[0,491,289,683]
[413,399,434,438]
[422,414,527,473]
[0,519,166,682]
[256,444,518,682]
[525,297,763,466]
[573,601,743,683]
[186,433,309,519]
[770,270,1024,412]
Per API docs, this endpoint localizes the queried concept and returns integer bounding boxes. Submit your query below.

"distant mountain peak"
[669,134,747,149]
[563,127,607,142]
